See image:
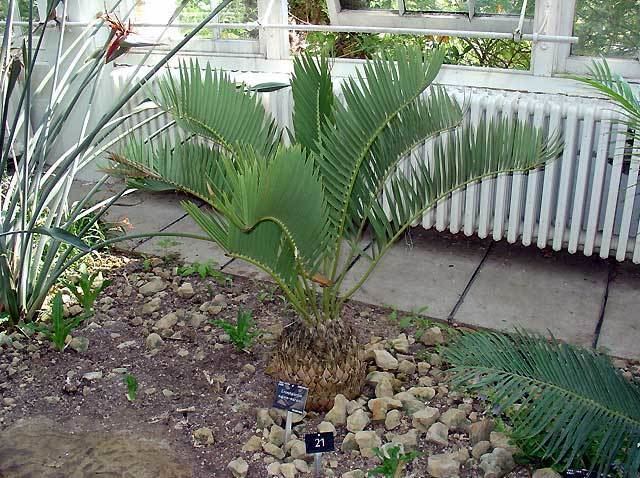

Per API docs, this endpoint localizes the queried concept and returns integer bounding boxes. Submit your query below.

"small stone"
[257,408,275,429]
[347,409,370,432]
[162,388,176,398]
[117,340,137,349]
[342,471,365,478]
[533,468,563,478]
[391,334,410,353]
[490,431,521,455]
[420,326,445,346]
[393,392,424,415]
[193,427,214,446]
[2,397,16,406]
[227,457,249,478]
[375,377,395,398]
[417,362,431,375]
[373,349,398,370]
[471,419,494,445]
[288,439,307,460]
[243,363,256,374]
[154,312,178,330]
[408,386,436,401]
[293,459,309,473]
[341,433,359,453]
[480,448,515,478]
[145,333,164,350]
[69,336,89,353]
[266,462,280,476]
[368,397,401,422]
[82,371,102,381]
[346,400,363,415]
[269,424,286,446]
[426,422,449,446]
[472,440,492,459]
[412,406,440,432]
[440,408,469,430]
[262,442,285,459]
[428,453,460,478]
[242,435,263,452]
[140,277,167,296]
[280,463,297,478]
[385,409,402,430]
[177,348,189,358]
[177,282,195,299]
[325,394,348,426]
[387,429,418,451]
[189,313,206,328]
[397,360,416,375]
[366,371,396,385]
[354,430,381,458]
[318,421,336,434]
[141,297,161,315]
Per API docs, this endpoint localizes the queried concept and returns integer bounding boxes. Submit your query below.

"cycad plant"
[445,331,640,477]
[109,47,562,410]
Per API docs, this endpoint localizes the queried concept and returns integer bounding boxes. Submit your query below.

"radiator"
[109,69,640,263]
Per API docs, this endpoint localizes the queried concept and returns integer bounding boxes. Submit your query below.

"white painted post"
[530,0,566,76]
[258,0,289,60]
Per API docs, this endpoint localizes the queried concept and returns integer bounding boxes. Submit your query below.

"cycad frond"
[154,60,281,158]
[444,331,640,477]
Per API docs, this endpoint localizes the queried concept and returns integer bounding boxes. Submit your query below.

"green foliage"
[26,293,86,352]
[444,331,640,477]
[368,444,420,477]
[177,260,232,285]
[156,238,182,261]
[123,374,138,402]
[61,264,111,315]
[212,309,261,351]
[110,46,561,327]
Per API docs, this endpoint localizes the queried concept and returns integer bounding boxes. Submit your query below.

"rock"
[266,462,280,476]
[375,377,395,398]
[412,406,440,431]
[141,297,161,315]
[397,360,416,375]
[366,371,396,385]
[426,422,449,446]
[262,442,285,459]
[533,468,563,478]
[242,364,256,374]
[189,313,206,328]
[227,457,249,478]
[354,431,381,458]
[407,386,436,401]
[385,409,402,430]
[427,453,461,478]
[69,337,89,353]
[192,427,214,446]
[82,371,102,381]
[440,408,469,430]
[288,439,307,459]
[269,424,285,446]
[368,397,401,422]
[480,448,515,478]
[242,435,263,452]
[342,471,365,478]
[420,326,445,346]
[347,409,370,432]
[293,459,309,473]
[325,394,348,426]
[471,419,494,445]
[318,421,336,434]
[140,278,167,296]
[393,392,424,415]
[280,463,297,478]
[346,400,363,415]
[391,334,410,353]
[145,333,164,350]
[472,440,492,459]
[341,433,359,453]
[117,340,137,349]
[154,312,178,331]
[490,431,520,455]
[177,283,195,299]
[417,362,431,375]
[373,349,398,370]
[257,408,275,429]
[387,429,418,451]
[452,447,470,463]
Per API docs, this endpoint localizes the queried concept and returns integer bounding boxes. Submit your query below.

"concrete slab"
[597,263,640,360]
[341,229,490,319]
[133,207,230,267]
[454,242,609,347]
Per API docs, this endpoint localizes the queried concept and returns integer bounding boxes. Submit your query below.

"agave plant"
[0,0,232,327]
[109,47,562,410]
[445,331,640,477]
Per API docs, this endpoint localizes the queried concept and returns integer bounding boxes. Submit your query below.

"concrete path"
[89,185,639,361]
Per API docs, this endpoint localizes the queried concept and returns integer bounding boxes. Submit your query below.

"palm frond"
[291,52,335,155]
[153,60,281,158]
[444,331,640,477]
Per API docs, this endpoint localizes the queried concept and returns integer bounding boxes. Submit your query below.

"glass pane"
[475,0,535,15]
[179,0,257,39]
[404,0,465,13]
[340,0,398,10]
[572,0,640,58]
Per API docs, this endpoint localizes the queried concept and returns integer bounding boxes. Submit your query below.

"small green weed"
[368,443,420,477]
[389,306,457,341]
[257,285,283,303]
[61,264,111,315]
[211,309,260,352]
[178,261,232,285]
[156,238,181,261]
[123,374,138,401]
[25,293,86,352]
[141,257,153,271]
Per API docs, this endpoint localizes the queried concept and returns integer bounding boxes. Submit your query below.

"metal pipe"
[8,20,578,43]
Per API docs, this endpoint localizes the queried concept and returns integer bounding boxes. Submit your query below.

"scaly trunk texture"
[266,319,366,412]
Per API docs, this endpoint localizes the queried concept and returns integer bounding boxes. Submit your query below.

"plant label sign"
[304,432,335,454]
[273,381,309,415]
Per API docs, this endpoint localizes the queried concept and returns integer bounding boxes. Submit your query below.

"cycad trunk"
[267,319,366,411]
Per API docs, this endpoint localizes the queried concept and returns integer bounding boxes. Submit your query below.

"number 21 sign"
[304,432,335,454]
